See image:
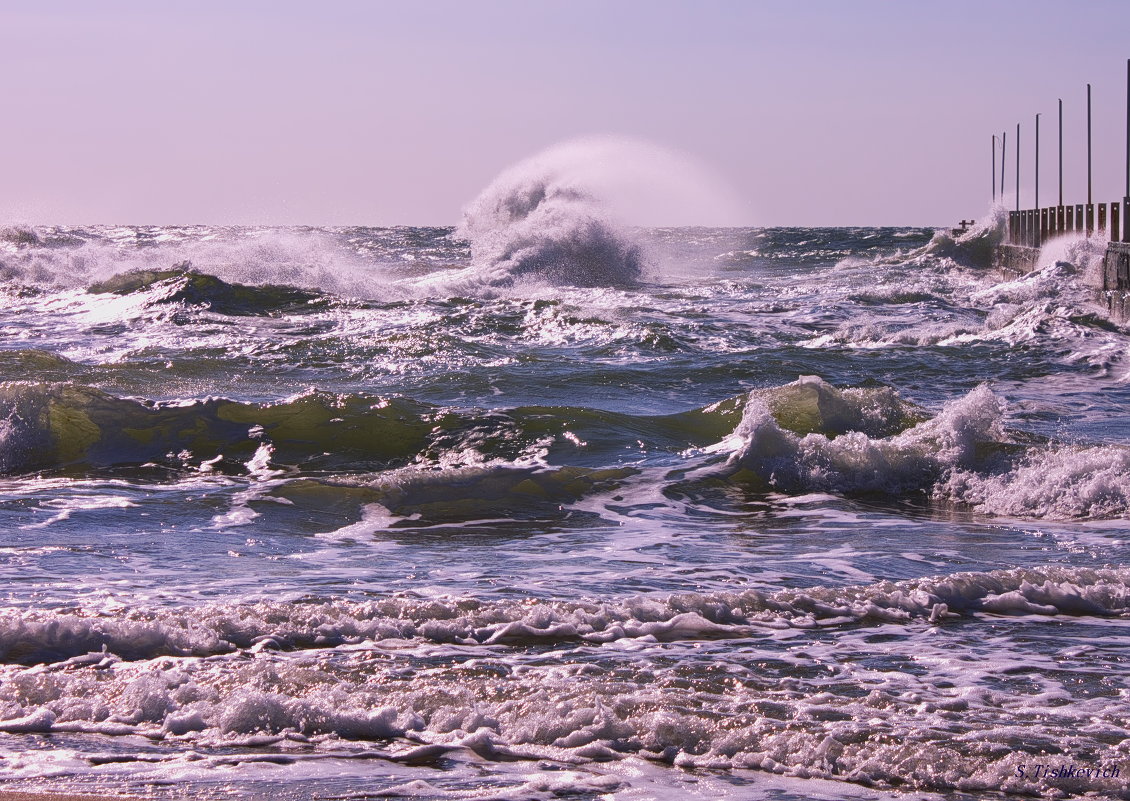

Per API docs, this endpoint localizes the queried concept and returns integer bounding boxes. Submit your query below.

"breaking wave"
[451,138,651,288]
[706,377,1130,520]
[3,377,1128,520]
[920,204,1008,269]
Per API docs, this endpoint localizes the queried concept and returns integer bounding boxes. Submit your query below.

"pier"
[986,59,1130,318]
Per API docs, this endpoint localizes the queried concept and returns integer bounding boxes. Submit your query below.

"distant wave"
[88,266,327,315]
[0,226,389,298]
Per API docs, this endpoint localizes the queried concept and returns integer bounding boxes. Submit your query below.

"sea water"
[0,189,1129,799]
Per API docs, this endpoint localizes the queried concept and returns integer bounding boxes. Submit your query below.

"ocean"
[1,178,1129,799]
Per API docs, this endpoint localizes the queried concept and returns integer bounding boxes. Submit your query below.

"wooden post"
[1087,203,1095,234]
[1057,205,1065,235]
[1114,201,1121,243]
[1041,207,1049,243]
[1099,203,1107,234]
[1076,204,1085,232]
[1067,205,1074,231]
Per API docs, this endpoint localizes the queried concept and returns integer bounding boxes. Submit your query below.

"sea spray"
[453,136,744,288]
[921,203,1008,268]
[454,138,647,287]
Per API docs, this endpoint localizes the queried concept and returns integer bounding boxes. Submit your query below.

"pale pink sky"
[2,0,1128,226]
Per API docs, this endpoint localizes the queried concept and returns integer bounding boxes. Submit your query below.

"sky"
[1,0,1129,227]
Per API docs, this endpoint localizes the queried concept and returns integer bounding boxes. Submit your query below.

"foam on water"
[1,564,1125,664]
[800,213,1124,375]
[0,566,1127,796]
[942,441,1130,519]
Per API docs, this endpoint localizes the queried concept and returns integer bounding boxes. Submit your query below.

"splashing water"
[452,136,743,288]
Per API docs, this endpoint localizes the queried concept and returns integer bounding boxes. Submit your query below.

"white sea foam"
[20,494,137,530]
[941,442,1130,520]
[0,565,1124,666]
[805,213,1123,372]
[0,566,1126,796]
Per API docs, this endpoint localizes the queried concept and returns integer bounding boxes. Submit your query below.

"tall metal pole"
[1035,113,1040,209]
[1087,83,1093,205]
[1124,59,1129,243]
[1058,99,1063,206]
[1001,130,1007,197]
[992,135,997,202]
[1125,59,1129,200]
[1016,122,1020,212]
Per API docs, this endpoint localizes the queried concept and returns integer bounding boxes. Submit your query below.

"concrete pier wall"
[1102,242,1130,319]
[992,244,1040,275]
[988,241,1130,320]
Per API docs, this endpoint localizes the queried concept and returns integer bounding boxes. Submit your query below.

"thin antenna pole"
[1087,83,1093,205]
[1058,99,1063,206]
[992,135,997,202]
[1016,122,1020,212]
[1035,113,1040,209]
